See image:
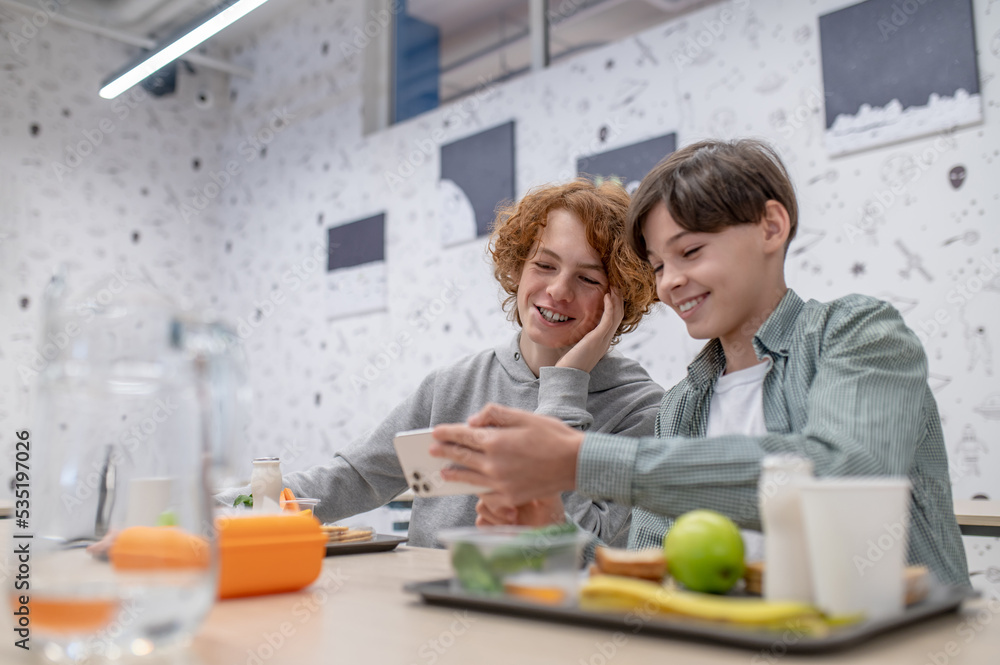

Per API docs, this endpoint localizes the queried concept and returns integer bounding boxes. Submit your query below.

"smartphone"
[393,427,492,497]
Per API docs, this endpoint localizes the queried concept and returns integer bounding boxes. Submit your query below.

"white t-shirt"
[705,357,772,562]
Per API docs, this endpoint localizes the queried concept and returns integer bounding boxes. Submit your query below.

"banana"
[581,575,825,628]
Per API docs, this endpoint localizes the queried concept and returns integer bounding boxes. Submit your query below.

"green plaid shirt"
[578,289,970,588]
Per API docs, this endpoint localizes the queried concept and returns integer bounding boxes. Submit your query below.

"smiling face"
[515,209,608,362]
[642,200,783,358]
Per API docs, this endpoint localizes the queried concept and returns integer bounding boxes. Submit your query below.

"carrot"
[280,487,298,512]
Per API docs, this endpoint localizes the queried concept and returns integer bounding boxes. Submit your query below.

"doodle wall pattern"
[1,0,998,573]
[0,18,230,482]
[212,0,1000,509]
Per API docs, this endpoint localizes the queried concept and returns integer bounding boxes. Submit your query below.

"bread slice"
[904,565,929,605]
[594,546,666,582]
[743,560,764,595]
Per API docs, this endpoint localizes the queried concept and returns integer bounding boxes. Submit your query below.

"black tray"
[406,578,972,652]
[325,533,408,556]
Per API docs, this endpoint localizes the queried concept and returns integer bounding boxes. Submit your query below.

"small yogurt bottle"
[250,457,283,512]
[758,454,814,603]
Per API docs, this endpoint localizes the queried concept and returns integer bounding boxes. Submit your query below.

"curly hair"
[489,178,657,344]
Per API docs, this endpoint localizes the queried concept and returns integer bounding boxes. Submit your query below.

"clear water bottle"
[758,454,815,603]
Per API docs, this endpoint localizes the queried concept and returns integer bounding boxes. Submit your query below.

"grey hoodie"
[217,334,664,547]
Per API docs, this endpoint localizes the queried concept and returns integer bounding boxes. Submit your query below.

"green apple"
[156,509,178,527]
[663,509,745,594]
[156,509,177,526]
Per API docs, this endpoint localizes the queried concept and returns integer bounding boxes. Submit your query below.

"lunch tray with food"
[406,577,971,652]
[408,532,974,652]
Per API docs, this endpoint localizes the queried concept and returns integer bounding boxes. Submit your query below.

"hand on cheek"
[556,290,624,374]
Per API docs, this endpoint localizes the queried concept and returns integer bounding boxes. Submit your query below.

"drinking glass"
[799,477,911,621]
[19,270,240,662]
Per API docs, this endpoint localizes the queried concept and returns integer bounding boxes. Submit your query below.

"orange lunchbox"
[107,512,327,599]
[109,526,212,570]
[216,512,327,599]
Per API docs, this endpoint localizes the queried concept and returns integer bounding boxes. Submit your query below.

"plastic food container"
[281,498,321,515]
[437,525,592,605]
[216,512,327,599]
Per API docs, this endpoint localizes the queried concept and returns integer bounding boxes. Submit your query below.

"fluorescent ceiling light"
[99,0,269,99]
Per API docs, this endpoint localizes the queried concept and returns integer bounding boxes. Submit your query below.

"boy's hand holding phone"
[393,428,492,497]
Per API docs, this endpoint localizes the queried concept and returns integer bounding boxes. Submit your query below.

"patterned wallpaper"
[1,0,998,576]
[0,19,229,463]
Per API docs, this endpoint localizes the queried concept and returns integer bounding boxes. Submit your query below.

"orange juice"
[17,595,118,634]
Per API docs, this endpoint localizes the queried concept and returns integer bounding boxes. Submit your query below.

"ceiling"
[49,0,714,50]
[57,0,293,43]
[407,0,715,102]
[22,0,715,93]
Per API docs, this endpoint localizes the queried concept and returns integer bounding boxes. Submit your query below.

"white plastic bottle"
[758,454,814,603]
[250,457,283,512]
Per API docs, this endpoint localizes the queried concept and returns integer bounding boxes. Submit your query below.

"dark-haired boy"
[433,139,970,588]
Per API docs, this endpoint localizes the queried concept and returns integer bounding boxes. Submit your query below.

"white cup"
[798,477,911,622]
[125,477,174,527]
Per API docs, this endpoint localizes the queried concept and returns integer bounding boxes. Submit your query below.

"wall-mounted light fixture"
[99,0,271,100]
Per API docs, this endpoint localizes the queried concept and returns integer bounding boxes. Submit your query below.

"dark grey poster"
[326,213,387,318]
[818,0,981,156]
[440,121,516,246]
[577,133,677,193]
[327,213,385,271]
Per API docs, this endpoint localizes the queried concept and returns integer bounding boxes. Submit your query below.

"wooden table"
[6,545,997,665]
[954,500,1000,538]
